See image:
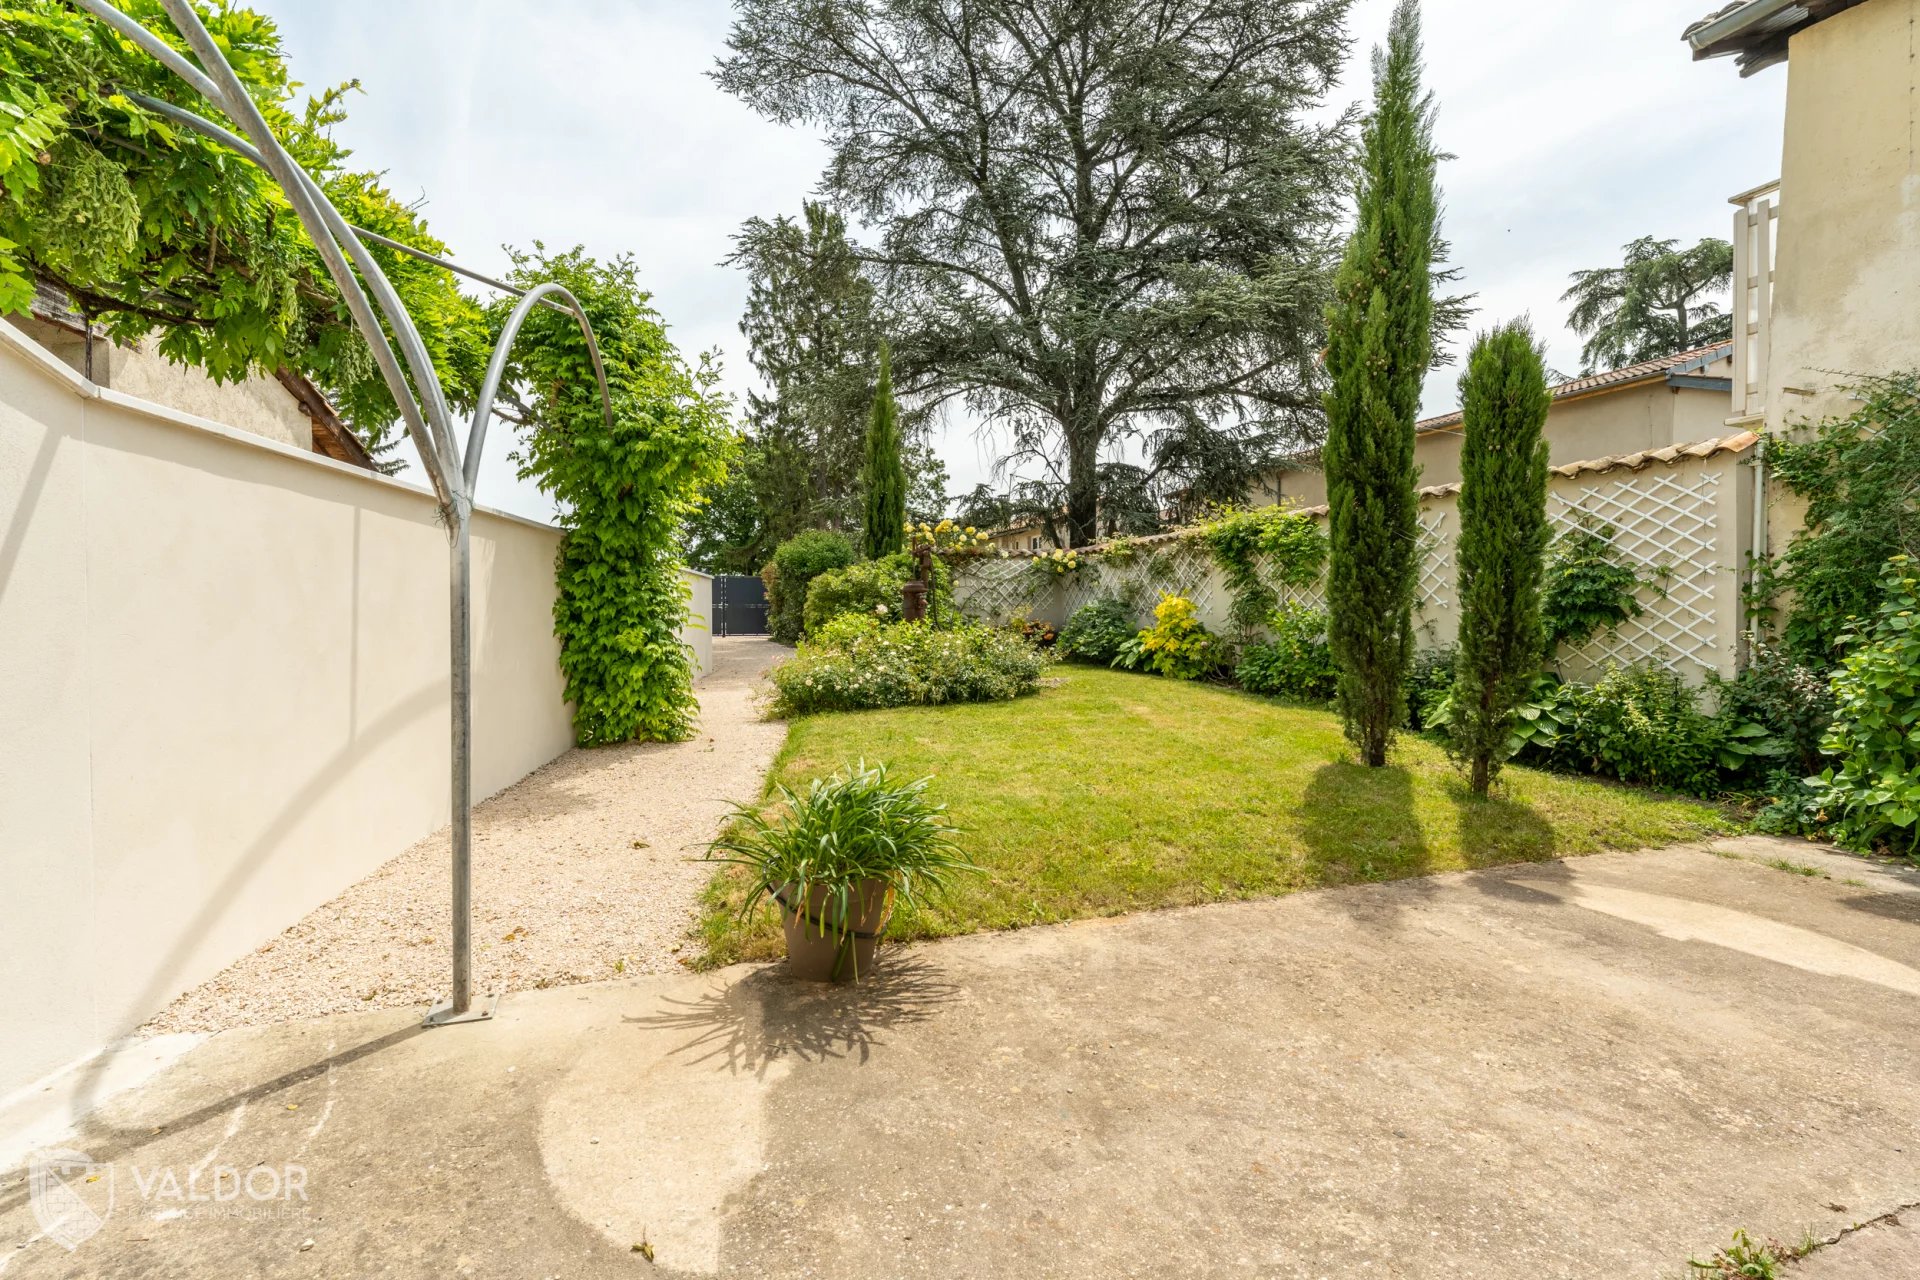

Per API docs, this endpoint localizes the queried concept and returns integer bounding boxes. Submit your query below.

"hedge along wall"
[953,431,1761,685]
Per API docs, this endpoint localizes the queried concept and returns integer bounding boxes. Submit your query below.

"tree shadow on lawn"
[1298,761,1561,918]
[1299,761,1430,890]
[624,952,959,1078]
[1448,778,1558,869]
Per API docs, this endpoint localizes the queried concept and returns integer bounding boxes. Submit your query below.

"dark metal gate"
[712,574,769,637]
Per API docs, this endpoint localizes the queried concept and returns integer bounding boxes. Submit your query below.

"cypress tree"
[862,343,907,559]
[1451,321,1552,795]
[1323,0,1441,768]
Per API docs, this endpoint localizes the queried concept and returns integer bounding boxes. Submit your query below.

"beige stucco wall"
[0,326,702,1100]
[1768,0,1920,432]
[1262,374,1733,508]
[6,314,313,450]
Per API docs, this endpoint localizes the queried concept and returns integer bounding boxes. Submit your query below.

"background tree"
[863,344,907,558]
[682,439,765,573]
[1562,235,1733,373]
[1449,321,1551,795]
[953,484,1014,533]
[1322,0,1440,768]
[903,437,949,524]
[717,0,1355,547]
[728,202,880,534]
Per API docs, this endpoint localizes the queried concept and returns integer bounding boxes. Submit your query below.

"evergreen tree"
[1450,321,1551,795]
[1322,0,1441,767]
[862,344,906,559]
[1562,236,1733,373]
[718,0,1353,546]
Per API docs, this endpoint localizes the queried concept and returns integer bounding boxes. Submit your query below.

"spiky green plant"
[706,761,979,953]
[1322,0,1441,767]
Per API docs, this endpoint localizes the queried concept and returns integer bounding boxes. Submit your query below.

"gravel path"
[144,637,789,1034]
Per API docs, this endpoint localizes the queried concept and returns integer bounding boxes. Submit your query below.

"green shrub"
[769,620,1053,715]
[766,530,857,643]
[1236,604,1337,701]
[811,612,882,651]
[804,554,912,633]
[1713,638,1835,776]
[1518,664,1780,796]
[1405,645,1457,731]
[1058,597,1138,664]
[1796,557,1920,854]
[1137,594,1227,680]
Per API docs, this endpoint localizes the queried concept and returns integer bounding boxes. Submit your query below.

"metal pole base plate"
[422,992,500,1027]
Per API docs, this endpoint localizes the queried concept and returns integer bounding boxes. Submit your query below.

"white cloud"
[261,0,1783,522]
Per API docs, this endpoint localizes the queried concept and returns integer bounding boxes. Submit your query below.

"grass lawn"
[696,664,1734,966]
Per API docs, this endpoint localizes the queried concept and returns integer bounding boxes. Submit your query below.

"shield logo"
[28,1149,114,1251]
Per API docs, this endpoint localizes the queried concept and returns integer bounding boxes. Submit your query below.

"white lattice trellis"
[950,557,1044,624]
[1550,467,1724,675]
[1415,509,1452,620]
[954,446,1740,682]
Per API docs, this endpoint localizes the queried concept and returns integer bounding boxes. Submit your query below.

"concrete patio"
[5,836,1920,1278]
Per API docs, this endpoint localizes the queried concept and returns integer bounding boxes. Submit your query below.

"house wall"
[6,315,314,450]
[1768,0,1920,432]
[0,325,706,1102]
[1260,376,1732,508]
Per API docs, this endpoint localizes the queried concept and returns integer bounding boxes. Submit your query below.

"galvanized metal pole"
[431,508,482,1023]
[82,0,615,1029]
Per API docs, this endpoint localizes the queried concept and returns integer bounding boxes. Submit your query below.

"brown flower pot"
[777,879,892,982]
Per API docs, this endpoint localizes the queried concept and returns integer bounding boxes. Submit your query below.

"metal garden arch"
[76,0,616,1025]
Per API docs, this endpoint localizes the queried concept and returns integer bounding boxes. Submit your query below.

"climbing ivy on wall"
[1541,516,1644,654]
[1759,372,1920,663]
[1197,506,1329,635]
[500,246,734,746]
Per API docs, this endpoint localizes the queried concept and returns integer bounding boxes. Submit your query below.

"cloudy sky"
[262,1,1786,526]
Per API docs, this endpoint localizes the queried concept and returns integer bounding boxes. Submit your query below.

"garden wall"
[954,431,1759,685]
[0,325,708,1102]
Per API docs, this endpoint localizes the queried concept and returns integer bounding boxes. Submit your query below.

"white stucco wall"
[0,325,711,1101]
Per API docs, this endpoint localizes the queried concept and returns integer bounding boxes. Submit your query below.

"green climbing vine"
[501,246,733,746]
[1542,515,1645,653]
[0,1,489,466]
[1757,372,1920,663]
[1196,506,1328,635]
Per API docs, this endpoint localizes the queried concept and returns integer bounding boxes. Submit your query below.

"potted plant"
[707,761,978,982]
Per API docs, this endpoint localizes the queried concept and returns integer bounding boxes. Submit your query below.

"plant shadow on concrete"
[623,954,958,1076]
